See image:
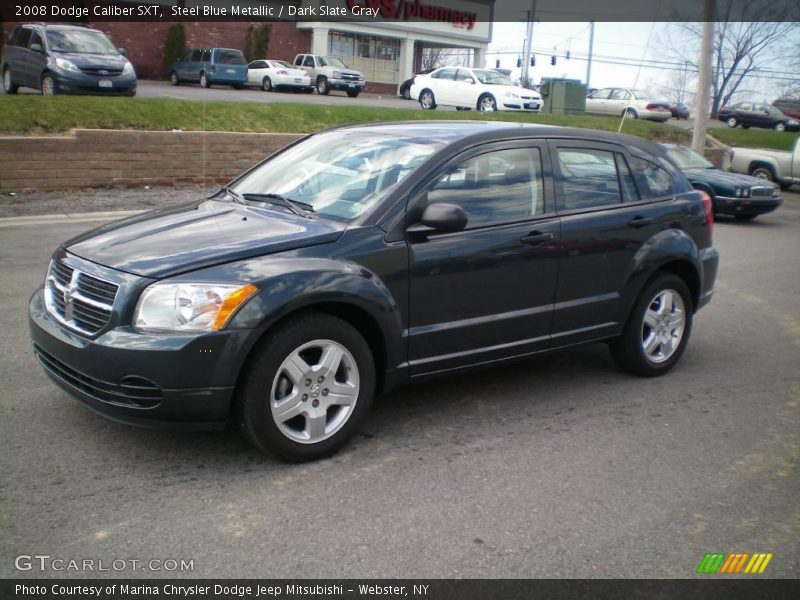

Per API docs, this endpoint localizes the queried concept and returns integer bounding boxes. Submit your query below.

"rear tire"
[734,214,758,221]
[262,76,272,92]
[316,76,330,95]
[200,72,210,88]
[238,313,376,462]
[623,108,638,119]
[170,71,180,86]
[419,89,436,110]
[611,274,693,377]
[3,67,18,94]
[727,116,738,128]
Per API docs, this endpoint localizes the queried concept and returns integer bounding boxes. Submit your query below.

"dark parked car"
[668,103,690,119]
[717,102,800,132]
[772,98,800,120]
[29,122,718,461]
[2,24,136,96]
[170,47,248,89]
[399,68,434,99]
[663,144,781,221]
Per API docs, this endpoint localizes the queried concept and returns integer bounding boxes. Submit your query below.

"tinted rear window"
[214,49,245,65]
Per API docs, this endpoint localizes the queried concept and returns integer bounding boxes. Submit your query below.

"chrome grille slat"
[44,260,119,335]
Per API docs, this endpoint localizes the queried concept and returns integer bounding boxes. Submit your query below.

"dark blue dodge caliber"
[29,122,719,461]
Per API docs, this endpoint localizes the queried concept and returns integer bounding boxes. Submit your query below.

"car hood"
[492,84,540,98]
[65,200,346,278]
[54,52,127,68]
[684,168,776,188]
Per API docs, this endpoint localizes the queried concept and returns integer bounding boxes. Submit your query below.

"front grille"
[79,66,124,77]
[750,187,774,198]
[34,345,162,408]
[45,260,118,335]
[341,73,360,81]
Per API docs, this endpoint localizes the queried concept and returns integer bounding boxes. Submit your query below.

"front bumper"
[329,78,365,91]
[715,195,782,216]
[501,99,542,111]
[29,288,247,430]
[53,70,137,95]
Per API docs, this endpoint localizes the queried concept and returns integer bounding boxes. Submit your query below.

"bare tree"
[420,47,446,71]
[658,1,799,114]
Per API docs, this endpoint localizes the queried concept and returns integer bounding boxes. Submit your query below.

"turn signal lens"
[698,190,714,240]
[211,283,258,330]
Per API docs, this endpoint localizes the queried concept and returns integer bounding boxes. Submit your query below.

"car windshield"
[320,56,349,69]
[665,146,714,170]
[214,49,246,65]
[472,69,513,85]
[270,60,294,69]
[45,30,118,55]
[231,131,445,221]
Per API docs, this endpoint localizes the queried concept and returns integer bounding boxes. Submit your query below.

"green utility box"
[540,78,586,115]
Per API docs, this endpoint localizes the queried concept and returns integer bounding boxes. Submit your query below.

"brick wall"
[0,130,303,192]
[98,21,312,80]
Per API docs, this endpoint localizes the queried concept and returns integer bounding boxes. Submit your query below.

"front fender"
[617,228,702,323]
[225,256,404,380]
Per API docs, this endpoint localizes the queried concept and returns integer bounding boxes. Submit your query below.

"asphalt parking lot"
[1,192,798,579]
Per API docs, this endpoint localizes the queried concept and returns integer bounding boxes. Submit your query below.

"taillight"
[645,103,662,110]
[699,189,714,239]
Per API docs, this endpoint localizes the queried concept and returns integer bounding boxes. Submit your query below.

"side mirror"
[118,48,128,57]
[465,77,475,84]
[407,202,468,236]
[30,43,43,53]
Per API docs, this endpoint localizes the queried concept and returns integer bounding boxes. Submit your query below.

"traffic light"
[496,59,500,68]
[530,56,535,67]
[551,55,556,65]
[517,57,522,68]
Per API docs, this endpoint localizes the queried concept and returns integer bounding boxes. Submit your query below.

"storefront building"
[96,0,493,94]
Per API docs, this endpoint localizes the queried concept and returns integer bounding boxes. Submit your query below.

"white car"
[246,59,313,93]
[585,87,671,121]
[410,67,542,112]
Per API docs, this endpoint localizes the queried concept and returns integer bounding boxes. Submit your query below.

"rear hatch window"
[214,49,246,65]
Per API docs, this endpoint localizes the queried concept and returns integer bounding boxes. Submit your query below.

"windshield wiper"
[242,193,315,217]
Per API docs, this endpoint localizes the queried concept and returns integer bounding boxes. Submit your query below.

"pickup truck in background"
[729,138,800,190]
[293,54,365,96]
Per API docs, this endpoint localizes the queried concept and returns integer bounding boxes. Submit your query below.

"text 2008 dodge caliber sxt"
[29,122,719,461]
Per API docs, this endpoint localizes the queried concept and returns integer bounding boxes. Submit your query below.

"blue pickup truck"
[169,47,248,89]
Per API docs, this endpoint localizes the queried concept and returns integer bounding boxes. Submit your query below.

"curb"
[0,210,145,228]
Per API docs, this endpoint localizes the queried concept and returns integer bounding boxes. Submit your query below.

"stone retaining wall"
[0,129,304,192]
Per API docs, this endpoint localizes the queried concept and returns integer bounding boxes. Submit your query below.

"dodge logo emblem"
[98,70,108,75]
[63,280,77,321]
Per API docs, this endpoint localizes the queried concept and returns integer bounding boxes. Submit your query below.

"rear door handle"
[627,216,655,228]
[520,231,555,245]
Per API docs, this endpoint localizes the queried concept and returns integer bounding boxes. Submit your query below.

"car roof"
[324,121,666,154]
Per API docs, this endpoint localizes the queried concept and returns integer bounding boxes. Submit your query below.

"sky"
[485,21,799,103]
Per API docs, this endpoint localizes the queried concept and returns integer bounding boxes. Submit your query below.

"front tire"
[200,72,210,88]
[346,89,360,98]
[774,122,786,133]
[750,165,775,182]
[41,73,57,96]
[238,313,376,462]
[735,214,758,221]
[727,116,738,128]
[3,67,18,94]
[316,76,330,95]
[612,274,693,377]
[623,108,638,119]
[478,94,497,112]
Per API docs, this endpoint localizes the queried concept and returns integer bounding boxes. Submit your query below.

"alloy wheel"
[774,122,786,133]
[420,91,434,109]
[641,289,686,364]
[479,95,497,112]
[41,75,55,96]
[270,339,360,444]
[263,77,272,92]
[3,69,11,93]
[727,117,738,128]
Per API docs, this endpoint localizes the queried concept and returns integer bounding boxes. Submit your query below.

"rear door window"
[190,49,202,62]
[29,31,43,50]
[628,156,675,199]
[303,56,315,67]
[553,148,623,210]
[432,68,456,80]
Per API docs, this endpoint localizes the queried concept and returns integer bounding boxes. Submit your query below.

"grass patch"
[710,127,799,151]
[0,95,689,144]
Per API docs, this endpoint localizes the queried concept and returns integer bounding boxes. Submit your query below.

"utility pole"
[520,0,536,85]
[692,0,716,154]
[585,20,595,89]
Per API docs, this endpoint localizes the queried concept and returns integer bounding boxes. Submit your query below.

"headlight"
[122,61,135,76]
[54,57,81,73]
[788,119,799,126]
[134,282,258,332]
[332,70,342,79]
[741,188,750,197]
[505,91,520,98]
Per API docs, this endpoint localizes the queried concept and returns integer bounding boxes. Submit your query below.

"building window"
[328,32,400,84]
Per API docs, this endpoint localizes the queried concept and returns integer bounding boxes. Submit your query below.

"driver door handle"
[627,216,655,228]
[520,231,554,245]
